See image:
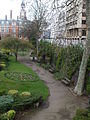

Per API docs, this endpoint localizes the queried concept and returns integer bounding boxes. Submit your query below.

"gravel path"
[17,56,88,120]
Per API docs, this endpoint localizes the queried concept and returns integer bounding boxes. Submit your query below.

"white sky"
[0,0,64,20]
[0,0,22,20]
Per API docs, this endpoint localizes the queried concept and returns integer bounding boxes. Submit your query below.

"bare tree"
[24,0,48,57]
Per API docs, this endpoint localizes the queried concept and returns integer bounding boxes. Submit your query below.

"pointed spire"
[21,0,25,9]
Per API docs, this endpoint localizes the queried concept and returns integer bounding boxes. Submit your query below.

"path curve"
[17,56,88,120]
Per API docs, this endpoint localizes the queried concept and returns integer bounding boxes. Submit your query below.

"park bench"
[49,67,55,73]
[61,77,71,86]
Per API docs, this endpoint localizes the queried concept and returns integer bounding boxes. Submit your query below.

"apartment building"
[0,1,27,39]
[66,0,86,40]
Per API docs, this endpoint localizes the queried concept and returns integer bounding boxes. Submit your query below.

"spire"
[21,0,25,9]
[20,0,27,20]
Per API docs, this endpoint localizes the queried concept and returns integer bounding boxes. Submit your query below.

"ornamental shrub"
[0,89,6,96]
[0,112,7,120]
[0,110,16,120]
[20,92,31,98]
[12,93,41,110]
[73,109,90,120]
[8,90,19,97]
[0,95,14,113]
[7,110,16,120]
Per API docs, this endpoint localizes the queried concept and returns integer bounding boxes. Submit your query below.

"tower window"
[82,20,86,24]
[82,30,86,36]
[82,12,86,17]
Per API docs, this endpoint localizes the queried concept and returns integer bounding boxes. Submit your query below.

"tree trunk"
[74,0,90,95]
[15,53,18,61]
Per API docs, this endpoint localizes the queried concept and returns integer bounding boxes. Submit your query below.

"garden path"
[17,56,88,120]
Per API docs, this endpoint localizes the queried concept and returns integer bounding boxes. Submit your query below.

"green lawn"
[0,57,49,100]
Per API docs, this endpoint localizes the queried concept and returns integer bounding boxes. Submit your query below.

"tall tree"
[74,0,90,95]
[24,0,48,57]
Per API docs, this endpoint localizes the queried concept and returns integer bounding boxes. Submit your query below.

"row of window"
[0,27,16,33]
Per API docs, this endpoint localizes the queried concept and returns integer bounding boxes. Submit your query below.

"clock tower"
[20,0,27,20]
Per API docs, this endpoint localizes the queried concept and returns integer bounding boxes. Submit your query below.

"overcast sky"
[0,0,22,20]
[0,0,64,20]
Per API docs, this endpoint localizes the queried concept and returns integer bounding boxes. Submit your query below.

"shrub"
[0,110,16,120]
[0,63,6,70]
[0,112,7,120]
[7,110,16,120]
[8,90,19,97]
[73,109,90,120]
[86,57,90,94]
[0,52,8,61]
[0,95,14,113]
[12,94,41,110]
[20,92,31,98]
[55,45,83,80]
[0,89,6,96]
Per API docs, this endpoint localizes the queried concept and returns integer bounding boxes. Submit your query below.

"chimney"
[10,10,12,20]
[17,16,19,20]
[5,15,7,21]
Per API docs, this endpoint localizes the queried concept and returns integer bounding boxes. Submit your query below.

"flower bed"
[4,72,38,82]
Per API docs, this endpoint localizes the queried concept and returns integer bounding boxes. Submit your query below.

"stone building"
[66,0,86,40]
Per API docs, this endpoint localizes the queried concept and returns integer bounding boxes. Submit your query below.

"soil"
[16,56,89,120]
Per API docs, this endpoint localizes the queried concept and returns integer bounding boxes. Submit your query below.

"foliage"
[1,49,11,55]
[1,37,31,61]
[54,72,65,80]
[12,93,42,110]
[0,110,16,120]
[8,90,19,97]
[0,56,49,102]
[56,45,83,79]
[38,41,83,80]
[0,63,6,71]
[0,52,8,62]
[73,109,90,120]
[38,40,55,64]
[4,71,39,82]
[7,110,16,120]
[0,89,6,96]
[86,56,90,94]
[0,95,14,113]
[20,92,31,97]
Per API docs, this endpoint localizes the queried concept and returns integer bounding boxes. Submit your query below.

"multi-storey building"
[56,11,66,39]
[0,0,27,40]
[66,0,86,40]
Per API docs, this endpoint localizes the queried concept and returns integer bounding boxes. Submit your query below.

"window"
[82,20,86,24]
[1,27,4,32]
[12,27,16,33]
[1,21,4,24]
[82,12,86,17]
[6,27,9,33]
[83,4,86,9]
[82,30,86,36]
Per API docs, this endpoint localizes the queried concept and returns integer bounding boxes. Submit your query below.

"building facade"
[66,0,86,40]
[0,0,27,39]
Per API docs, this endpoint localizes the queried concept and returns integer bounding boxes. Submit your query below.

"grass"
[0,57,49,100]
